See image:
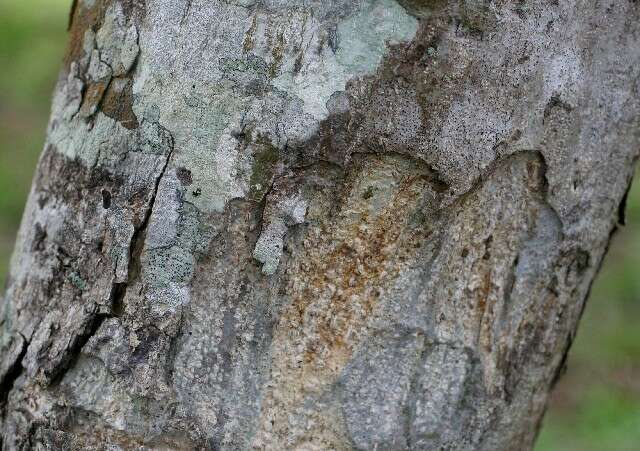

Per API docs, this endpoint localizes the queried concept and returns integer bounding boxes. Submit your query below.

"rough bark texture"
[1,0,639,449]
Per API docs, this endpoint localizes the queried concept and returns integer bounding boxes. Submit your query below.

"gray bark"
[1,0,639,449]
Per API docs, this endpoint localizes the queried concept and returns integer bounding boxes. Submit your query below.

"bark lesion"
[66,0,141,128]
[0,110,175,445]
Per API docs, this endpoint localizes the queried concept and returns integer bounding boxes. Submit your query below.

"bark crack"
[49,309,112,385]
[50,126,174,385]
[112,125,175,314]
[0,333,28,406]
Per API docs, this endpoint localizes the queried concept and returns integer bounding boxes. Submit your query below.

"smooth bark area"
[1,0,639,449]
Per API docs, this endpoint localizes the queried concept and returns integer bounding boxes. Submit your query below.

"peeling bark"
[1,0,639,449]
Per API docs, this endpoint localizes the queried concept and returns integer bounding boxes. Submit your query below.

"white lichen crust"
[0,0,639,449]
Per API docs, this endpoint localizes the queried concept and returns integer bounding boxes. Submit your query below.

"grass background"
[1,1,638,448]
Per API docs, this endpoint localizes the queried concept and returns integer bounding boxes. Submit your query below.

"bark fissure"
[49,311,112,386]
[116,125,175,311]
[0,334,28,406]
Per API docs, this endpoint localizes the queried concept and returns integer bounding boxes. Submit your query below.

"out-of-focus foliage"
[536,178,640,451]
[0,1,638,448]
[0,0,69,283]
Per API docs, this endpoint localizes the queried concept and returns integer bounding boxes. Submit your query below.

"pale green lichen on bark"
[271,0,419,121]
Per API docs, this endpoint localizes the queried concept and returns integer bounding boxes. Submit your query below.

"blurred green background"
[0,1,638,449]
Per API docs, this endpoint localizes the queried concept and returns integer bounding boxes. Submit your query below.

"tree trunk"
[1,0,639,449]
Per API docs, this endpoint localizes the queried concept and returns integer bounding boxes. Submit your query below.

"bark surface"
[1,0,639,449]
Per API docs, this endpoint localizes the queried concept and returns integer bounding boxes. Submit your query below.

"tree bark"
[1,0,639,449]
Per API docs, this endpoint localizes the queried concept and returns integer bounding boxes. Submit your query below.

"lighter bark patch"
[252,154,440,448]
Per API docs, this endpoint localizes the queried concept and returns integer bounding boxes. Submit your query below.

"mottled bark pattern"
[1,0,639,449]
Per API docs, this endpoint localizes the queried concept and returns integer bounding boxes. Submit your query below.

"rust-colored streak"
[101,78,139,129]
[243,14,258,53]
[478,270,491,312]
[255,155,440,445]
[79,79,110,118]
[298,174,429,370]
[64,0,104,71]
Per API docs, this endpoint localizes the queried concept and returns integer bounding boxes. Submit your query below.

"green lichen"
[272,0,419,121]
[336,0,418,75]
[457,0,497,34]
[220,56,266,74]
[362,186,376,200]
[397,0,448,18]
[249,140,279,202]
[398,0,497,33]
[69,272,87,290]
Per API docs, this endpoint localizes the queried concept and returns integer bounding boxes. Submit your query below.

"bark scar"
[114,124,176,311]
[253,174,307,275]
